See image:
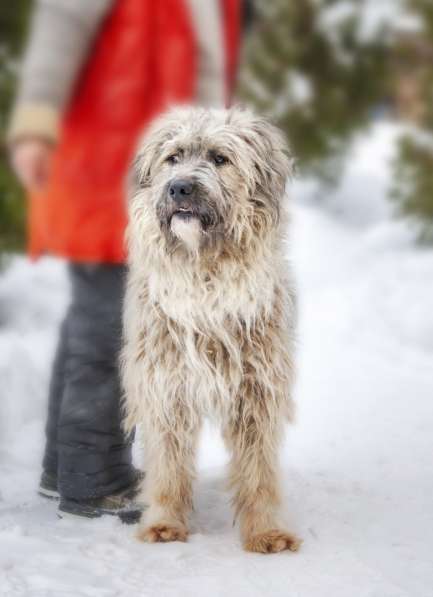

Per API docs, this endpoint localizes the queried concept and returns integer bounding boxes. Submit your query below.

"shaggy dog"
[121,107,300,554]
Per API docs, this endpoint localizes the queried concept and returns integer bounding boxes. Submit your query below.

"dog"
[121,106,300,553]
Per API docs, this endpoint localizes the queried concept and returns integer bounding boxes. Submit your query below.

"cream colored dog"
[121,107,300,553]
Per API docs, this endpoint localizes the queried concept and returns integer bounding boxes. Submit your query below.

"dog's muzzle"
[168,178,198,222]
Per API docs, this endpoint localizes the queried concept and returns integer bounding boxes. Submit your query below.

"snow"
[273,71,314,118]
[297,122,404,226]
[318,0,418,42]
[1,123,433,596]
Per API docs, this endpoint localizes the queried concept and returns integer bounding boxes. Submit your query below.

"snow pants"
[42,264,135,499]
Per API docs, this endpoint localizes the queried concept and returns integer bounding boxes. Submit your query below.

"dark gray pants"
[42,264,135,500]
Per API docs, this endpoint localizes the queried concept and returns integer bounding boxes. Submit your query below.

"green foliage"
[0,0,31,254]
[240,0,391,179]
[392,0,433,239]
[393,136,433,242]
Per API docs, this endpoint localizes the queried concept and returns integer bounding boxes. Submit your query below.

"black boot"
[57,470,145,523]
[38,470,60,500]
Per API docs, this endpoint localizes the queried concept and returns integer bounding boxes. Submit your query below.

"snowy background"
[1,122,433,596]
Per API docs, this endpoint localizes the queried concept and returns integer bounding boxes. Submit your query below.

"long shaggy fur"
[121,106,300,553]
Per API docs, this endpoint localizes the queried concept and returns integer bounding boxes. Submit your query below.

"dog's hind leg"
[224,388,301,554]
[137,408,200,543]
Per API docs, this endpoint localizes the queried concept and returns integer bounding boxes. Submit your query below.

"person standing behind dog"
[7,0,242,519]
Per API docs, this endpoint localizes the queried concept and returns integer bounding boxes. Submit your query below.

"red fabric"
[28,0,241,263]
[222,0,242,106]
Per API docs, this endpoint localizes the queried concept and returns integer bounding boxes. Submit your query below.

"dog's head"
[131,107,292,256]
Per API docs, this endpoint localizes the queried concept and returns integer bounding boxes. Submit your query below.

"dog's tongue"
[171,213,202,251]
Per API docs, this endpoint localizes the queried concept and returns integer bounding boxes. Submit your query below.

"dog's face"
[132,107,292,256]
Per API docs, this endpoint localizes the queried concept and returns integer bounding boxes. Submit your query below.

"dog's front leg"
[224,393,301,554]
[137,408,200,543]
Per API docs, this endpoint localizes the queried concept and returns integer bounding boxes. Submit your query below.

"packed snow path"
[1,125,432,596]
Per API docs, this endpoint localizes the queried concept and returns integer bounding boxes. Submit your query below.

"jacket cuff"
[7,103,60,145]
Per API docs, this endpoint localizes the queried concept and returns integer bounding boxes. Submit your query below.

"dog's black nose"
[169,179,194,202]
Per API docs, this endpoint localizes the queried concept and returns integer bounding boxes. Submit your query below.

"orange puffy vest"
[29,0,241,263]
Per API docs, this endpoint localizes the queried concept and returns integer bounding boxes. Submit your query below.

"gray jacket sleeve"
[9,0,227,144]
[8,0,115,143]
[187,0,226,107]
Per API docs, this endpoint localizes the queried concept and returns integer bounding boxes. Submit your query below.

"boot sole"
[38,487,60,500]
[58,500,144,524]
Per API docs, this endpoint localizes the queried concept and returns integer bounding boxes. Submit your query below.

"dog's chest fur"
[148,257,277,329]
[126,251,292,420]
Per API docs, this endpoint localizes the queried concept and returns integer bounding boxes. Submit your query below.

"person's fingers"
[19,149,49,192]
[15,153,37,189]
[11,141,53,192]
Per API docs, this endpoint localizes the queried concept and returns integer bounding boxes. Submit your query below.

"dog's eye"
[211,153,228,166]
[166,154,180,165]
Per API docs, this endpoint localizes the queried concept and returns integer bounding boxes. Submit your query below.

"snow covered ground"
[1,123,432,597]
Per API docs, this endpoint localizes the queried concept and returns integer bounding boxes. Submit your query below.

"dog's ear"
[230,109,293,202]
[130,110,182,192]
[248,116,293,201]
[131,128,167,191]
[127,152,145,198]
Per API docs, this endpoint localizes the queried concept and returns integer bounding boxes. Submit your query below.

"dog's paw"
[244,529,302,554]
[137,523,188,543]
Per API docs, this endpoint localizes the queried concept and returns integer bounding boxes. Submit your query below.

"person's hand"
[10,139,54,192]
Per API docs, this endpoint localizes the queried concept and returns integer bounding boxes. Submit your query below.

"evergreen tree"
[0,1,31,254]
[392,0,433,241]
[240,0,390,180]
